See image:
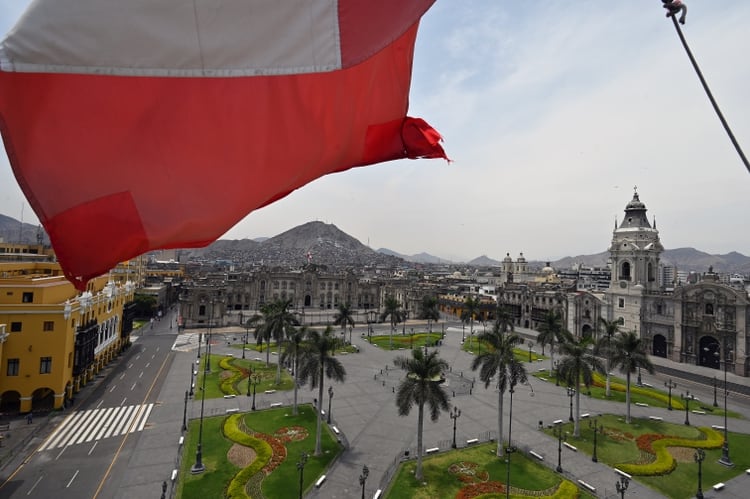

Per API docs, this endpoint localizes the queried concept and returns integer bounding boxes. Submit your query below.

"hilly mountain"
[468,255,501,266]
[0,214,49,245]
[192,221,402,267]
[377,248,448,264]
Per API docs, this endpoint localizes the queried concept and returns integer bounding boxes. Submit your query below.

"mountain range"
[2,214,748,273]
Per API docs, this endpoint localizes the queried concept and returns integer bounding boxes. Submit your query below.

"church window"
[618,298,624,308]
[656,304,663,315]
[648,263,654,282]
[621,262,631,281]
[705,303,714,315]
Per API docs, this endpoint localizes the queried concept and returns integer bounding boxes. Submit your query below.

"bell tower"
[607,188,664,334]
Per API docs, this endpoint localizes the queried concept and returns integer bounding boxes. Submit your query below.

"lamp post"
[664,379,677,411]
[189,363,196,397]
[190,336,210,474]
[242,321,249,360]
[505,383,517,499]
[249,373,260,410]
[527,341,534,362]
[327,385,334,424]
[296,452,308,499]
[462,320,465,342]
[615,475,629,499]
[205,303,214,372]
[712,376,718,407]
[681,391,695,426]
[553,422,565,473]
[718,345,733,467]
[695,448,705,499]
[450,406,461,448]
[589,417,603,462]
[636,366,642,387]
[182,390,189,432]
[359,464,369,499]
[566,387,575,422]
[554,361,560,387]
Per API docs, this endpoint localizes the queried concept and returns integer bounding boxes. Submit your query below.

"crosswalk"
[38,403,154,451]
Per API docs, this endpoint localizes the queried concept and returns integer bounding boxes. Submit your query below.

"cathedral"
[604,190,748,376]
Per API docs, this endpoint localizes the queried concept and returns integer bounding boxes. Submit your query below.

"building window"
[705,303,714,315]
[620,262,631,281]
[618,298,625,308]
[40,356,52,374]
[43,321,55,332]
[10,321,21,332]
[656,304,663,315]
[7,359,20,376]
[22,292,34,303]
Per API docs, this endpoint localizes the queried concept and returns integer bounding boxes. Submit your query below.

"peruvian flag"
[0,0,447,290]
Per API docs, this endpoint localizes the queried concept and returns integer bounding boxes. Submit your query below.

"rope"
[668,14,750,174]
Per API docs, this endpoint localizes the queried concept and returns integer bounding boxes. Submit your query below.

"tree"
[460,296,481,342]
[260,298,298,385]
[419,295,440,333]
[611,331,654,423]
[595,318,621,398]
[281,326,308,416]
[471,322,526,457]
[494,304,514,335]
[298,326,346,456]
[557,334,603,437]
[536,309,565,378]
[394,349,449,481]
[333,302,355,344]
[380,295,405,350]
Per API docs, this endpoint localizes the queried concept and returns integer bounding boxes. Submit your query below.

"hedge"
[591,373,685,410]
[473,479,579,498]
[218,357,247,396]
[222,414,273,498]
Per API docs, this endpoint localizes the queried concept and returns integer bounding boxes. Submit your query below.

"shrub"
[222,414,273,498]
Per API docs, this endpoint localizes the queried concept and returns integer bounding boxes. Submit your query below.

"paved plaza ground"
[3,316,750,498]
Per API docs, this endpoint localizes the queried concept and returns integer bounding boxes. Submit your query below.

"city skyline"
[2,1,749,263]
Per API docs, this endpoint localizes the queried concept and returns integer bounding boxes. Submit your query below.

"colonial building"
[0,255,137,413]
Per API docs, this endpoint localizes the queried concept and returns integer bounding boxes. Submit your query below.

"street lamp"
[248,373,260,410]
[327,385,334,424]
[189,363,196,397]
[527,341,534,362]
[242,321,250,359]
[359,464,369,499]
[566,387,575,422]
[462,319,465,342]
[553,422,565,473]
[589,417,603,462]
[554,361,560,387]
[615,475,629,499]
[718,345,733,467]
[191,335,210,474]
[182,390,189,432]
[695,448,706,499]
[296,451,308,499]
[681,391,695,426]
[636,366,642,387]
[450,406,461,448]
[712,376,718,407]
[664,379,677,411]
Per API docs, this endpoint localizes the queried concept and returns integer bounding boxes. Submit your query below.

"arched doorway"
[32,387,55,413]
[524,320,529,328]
[699,336,720,369]
[652,334,667,358]
[0,390,21,414]
[581,324,593,339]
[304,294,312,307]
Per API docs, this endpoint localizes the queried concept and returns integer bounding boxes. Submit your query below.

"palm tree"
[471,322,526,457]
[419,295,440,333]
[595,318,621,398]
[298,326,346,456]
[611,331,654,423]
[494,304,514,335]
[536,309,565,378]
[260,298,298,385]
[394,349,449,481]
[557,334,603,437]
[460,296,481,344]
[380,295,404,350]
[333,302,355,344]
[281,325,308,416]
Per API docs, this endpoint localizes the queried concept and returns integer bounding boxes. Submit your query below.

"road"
[0,323,176,499]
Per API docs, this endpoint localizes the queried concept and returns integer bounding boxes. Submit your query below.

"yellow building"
[0,259,136,414]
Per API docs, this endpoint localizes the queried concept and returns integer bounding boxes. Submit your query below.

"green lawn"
[194,354,293,399]
[178,405,342,499]
[369,332,443,350]
[543,415,750,498]
[461,337,546,363]
[385,442,592,499]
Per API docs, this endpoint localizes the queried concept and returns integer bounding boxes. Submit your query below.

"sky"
[1,1,749,263]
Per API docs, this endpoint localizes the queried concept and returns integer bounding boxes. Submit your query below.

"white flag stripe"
[112,405,135,437]
[134,403,153,433]
[37,404,154,451]
[68,408,103,445]
[90,407,115,441]
[102,406,127,440]
[38,410,84,451]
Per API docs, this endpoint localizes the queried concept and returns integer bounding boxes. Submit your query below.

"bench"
[223,394,236,399]
[580,413,590,419]
[713,482,725,491]
[578,480,596,493]
[529,451,544,461]
[315,475,326,488]
[635,402,649,407]
[466,438,479,445]
[332,426,340,434]
[712,425,725,430]
[614,469,632,480]
[178,436,184,446]
[270,402,283,408]
[0,423,10,431]
[264,389,276,394]
[553,420,563,425]
[692,410,706,415]
[425,447,439,454]
[649,416,663,421]
[563,442,577,452]
[225,408,240,414]
[373,490,382,499]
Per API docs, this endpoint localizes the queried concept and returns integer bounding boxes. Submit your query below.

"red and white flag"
[0,0,447,290]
